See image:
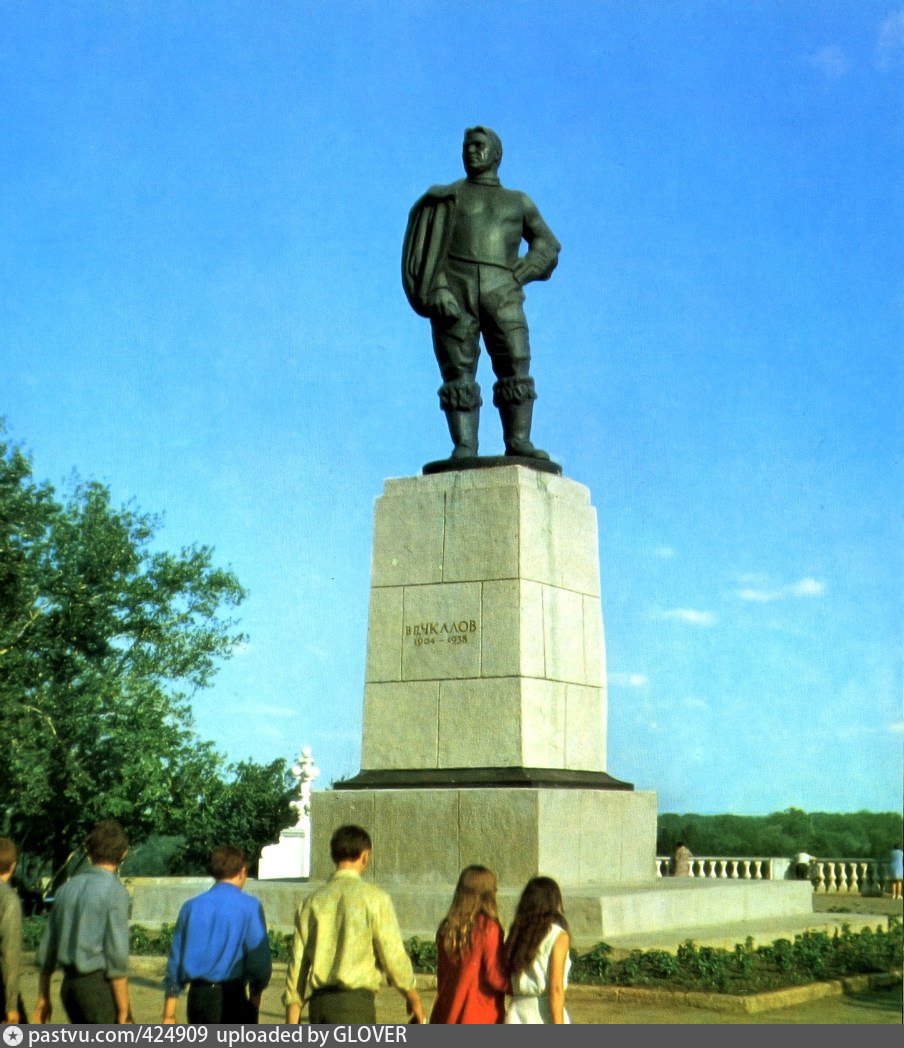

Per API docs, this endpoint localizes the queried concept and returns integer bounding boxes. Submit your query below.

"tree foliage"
[0,428,294,874]
[657,808,903,859]
[168,758,296,875]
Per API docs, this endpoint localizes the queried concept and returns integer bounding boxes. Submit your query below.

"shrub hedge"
[22,916,901,996]
[401,919,902,995]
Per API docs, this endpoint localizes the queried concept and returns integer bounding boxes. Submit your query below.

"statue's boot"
[499,401,549,460]
[445,407,480,459]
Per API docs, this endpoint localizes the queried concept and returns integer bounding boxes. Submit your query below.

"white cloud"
[609,672,649,688]
[660,608,717,627]
[789,577,826,597]
[683,697,710,711]
[736,576,826,602]
[737,587,774,603]
[889,721,904,735]
[806,45,849,79]
[653,546,676,560]
[876,9,904,70]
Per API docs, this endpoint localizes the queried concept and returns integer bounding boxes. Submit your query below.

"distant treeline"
[657,809,902,860]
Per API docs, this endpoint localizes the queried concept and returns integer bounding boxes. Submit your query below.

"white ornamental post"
[258,745,321,880]
[291,747,320,876]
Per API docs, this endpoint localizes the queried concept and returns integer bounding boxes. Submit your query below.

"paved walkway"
[17,896,903,1025]
[18,957,902,1026]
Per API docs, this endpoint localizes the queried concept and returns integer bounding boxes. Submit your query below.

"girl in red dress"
[429,865,510,1024]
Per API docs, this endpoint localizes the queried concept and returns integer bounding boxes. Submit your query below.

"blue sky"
[2,1,901,815]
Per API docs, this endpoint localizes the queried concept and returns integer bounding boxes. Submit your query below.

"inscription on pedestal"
[402,583,481,680]
[405,618,477,646]
[403,615,480,678]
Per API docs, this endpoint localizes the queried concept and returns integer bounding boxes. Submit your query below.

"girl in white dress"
[503,877,571,1024]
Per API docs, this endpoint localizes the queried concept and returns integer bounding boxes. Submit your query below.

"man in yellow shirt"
[283,825,425,1024]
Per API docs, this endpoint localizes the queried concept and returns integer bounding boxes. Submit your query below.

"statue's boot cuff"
[438,379,482,412]
[492,376,537,407]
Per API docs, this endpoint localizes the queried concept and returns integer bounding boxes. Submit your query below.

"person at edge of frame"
[0,837,26,1024]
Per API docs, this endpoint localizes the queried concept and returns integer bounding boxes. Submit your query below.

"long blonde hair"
[437,865,499,960]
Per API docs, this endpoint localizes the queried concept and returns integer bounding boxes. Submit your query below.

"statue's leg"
[431,276,482,459]
[480,270,549,460]
[493,375,549,460]
[436,374,482,458]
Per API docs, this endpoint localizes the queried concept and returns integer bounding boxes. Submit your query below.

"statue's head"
[463,126,503,177]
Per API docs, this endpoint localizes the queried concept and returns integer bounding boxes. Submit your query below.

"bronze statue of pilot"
[402,126,560,462]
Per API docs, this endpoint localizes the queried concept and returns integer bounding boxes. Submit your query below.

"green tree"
[658,810,902,858]
[169,758,296,876]
[0,428,291,873]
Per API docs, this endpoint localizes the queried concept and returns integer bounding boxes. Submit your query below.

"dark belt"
[189,978,244,989]
[62,966,105,978]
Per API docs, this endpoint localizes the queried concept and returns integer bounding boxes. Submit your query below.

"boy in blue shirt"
[162,845,272,1024]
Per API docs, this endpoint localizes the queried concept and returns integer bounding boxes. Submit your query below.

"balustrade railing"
[810,859,890,895]
[655,856,892,894]
[656,856,774,880]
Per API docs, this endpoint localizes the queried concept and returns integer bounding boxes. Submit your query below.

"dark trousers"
[187,980,257,1024]
[61,970,116,1024]
[309,987,376,1024]
[431,258,532,384]
[0,970,26,1022]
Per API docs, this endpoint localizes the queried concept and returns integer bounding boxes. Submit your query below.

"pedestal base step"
[337,767,633,790]
[422,455,562,476]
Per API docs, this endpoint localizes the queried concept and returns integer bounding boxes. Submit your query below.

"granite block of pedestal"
[310,786,657,889]
[362,467,607,773]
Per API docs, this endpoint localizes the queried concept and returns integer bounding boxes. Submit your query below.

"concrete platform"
[601,910,893,954]
[378,878,819,946]
[126,876,856,951]
[563,878,815,943]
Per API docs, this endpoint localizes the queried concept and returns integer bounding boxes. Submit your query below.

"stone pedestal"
[310,465,814,942]
[313,465,658,894]
[359,467,609,773]
[312,786,657,889]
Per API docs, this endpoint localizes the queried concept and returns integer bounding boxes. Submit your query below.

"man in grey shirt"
[34,820,133,1024]
[0,837,24,1024]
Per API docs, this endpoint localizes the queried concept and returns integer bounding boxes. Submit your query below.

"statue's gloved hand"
[427,289,462,320]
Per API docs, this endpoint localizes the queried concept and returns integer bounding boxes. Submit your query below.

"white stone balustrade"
[656,856,774,880]
[811,858,890,895]
[655,856,891,894]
